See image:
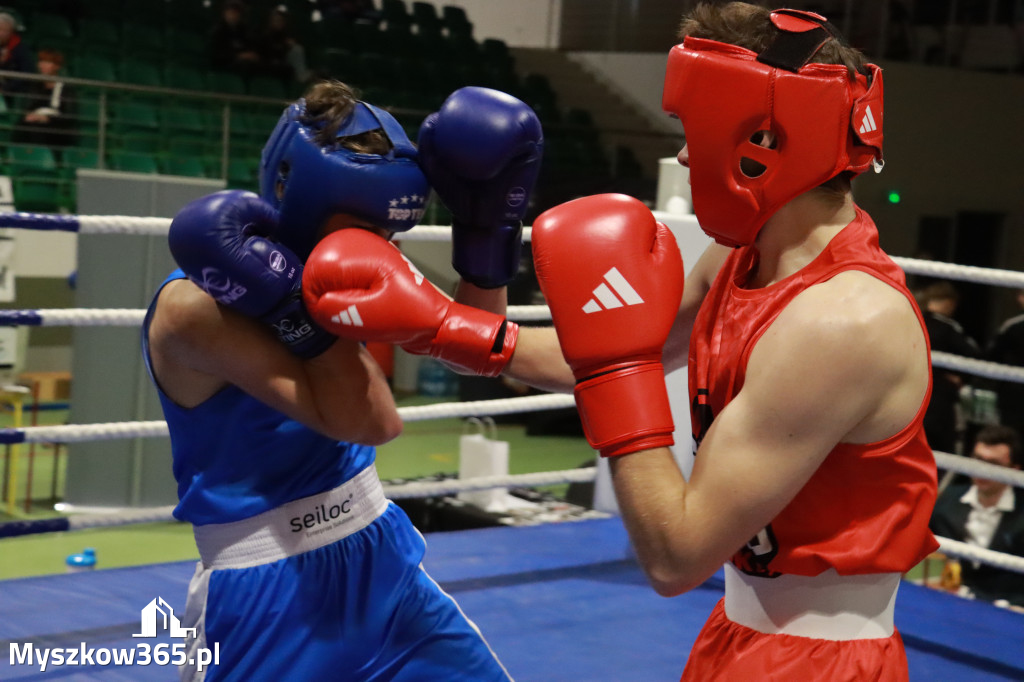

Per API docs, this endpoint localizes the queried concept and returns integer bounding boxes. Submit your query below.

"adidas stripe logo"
[582,267,644,314]
[330,304,363,327]
[858,105,877,135]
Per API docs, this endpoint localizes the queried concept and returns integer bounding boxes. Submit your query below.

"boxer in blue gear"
[418,86,543,289]
[143,80,513,681]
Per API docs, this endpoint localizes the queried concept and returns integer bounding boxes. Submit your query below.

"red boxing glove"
[532,194,684,456]
[302,229,517,377]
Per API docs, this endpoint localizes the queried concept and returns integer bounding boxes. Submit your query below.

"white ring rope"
[0,394,576,444]
[932,451,1024,489]
[4,211,1024,289]
[10,309,148,326]
[931,351,1024,384]
[892,256,1024,290]
[397,393,576,422]
[77,216,175,235]
[936,537,1024,575]
[58,468,599,531]
[11,312,1024,384]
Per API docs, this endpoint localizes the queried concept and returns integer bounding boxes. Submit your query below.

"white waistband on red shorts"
[193,464,389,570]
[723,562,901,640]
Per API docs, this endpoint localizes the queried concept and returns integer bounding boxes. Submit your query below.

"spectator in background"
[918,281,982,455]
[989,289,1024,438]
[260,7,310,84]
[209,0,263,77]
[13,49,77,148]
[0,12,32,105]
[930,424,1024,608]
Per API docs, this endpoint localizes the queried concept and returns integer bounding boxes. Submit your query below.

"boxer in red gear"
[511,4,938,680]
[305,4,939,680]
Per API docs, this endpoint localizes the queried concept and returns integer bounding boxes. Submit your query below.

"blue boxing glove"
[418,86,543,288]
[168,190,335,358]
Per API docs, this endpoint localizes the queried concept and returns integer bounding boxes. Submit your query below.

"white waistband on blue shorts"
[193,464,389,570]
[723,562,901,640]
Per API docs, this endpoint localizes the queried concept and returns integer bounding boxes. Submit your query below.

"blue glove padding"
[418,86,543,288]
[168,190,335,358]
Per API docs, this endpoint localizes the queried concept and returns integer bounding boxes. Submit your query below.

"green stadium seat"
[355,54,403,90]
[227,110,259,141]
[162,0,214,30]
[351,21,383,56]
[0,95,12,143]
[160,156,208,178]
[8,144,59,176]
[13,178,61,212]
[309,14,355,53]
[381,0,412,30]
[160,105,207,136]
[378,24,421,62]
[74,55,118,82]
[74,88,104,131]
[107,151,159,174]
[163,65,206,91]
[166,134,213,159]
[27,12,73,40]
[227,157,259,192]
[110,131,163,155]
[441,5,473,39]
[164,27,207,63]
[411,2,443,37]
[82,0,125,22]
[121,1,165,27]
[119,61,163,88]
[206,72,247,96]
[110,101,160,133]
[78,19,119,48]
[120,22,165,58]
[61,147,101,170]
[481,38,514,70]
[247,76,288,100]
[317,48,356,81]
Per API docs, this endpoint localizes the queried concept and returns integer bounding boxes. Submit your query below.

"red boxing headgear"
[662,10,884,247]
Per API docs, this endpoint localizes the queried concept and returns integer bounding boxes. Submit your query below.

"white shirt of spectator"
[960,484,1015,564]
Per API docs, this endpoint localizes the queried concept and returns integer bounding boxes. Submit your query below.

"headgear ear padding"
[259,100,430,259]
[662,10,884,247]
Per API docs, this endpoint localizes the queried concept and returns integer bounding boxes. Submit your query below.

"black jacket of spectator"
[14,78,77,148]
[989,312,1024,437]
[209,4,262,74]
[0,27,32,102]
[924,311,981,453]
[930,482,1024,607]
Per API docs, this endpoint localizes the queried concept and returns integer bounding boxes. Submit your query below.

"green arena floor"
[0,395,596,580]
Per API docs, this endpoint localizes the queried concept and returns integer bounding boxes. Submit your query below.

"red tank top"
[688,207,939,577]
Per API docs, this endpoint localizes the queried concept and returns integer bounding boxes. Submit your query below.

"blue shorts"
[180,503,511,681]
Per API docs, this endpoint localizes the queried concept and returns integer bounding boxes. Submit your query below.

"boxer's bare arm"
[149,279,402,445]
[663,242,731,373]
[609,272,930,595]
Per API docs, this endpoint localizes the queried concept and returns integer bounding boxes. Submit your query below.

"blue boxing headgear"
[259,99,429,259]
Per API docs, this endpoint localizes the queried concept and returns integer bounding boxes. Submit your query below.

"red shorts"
[680,599,909,681]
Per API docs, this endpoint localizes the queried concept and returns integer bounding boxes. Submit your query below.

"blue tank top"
[142,270,376,526]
